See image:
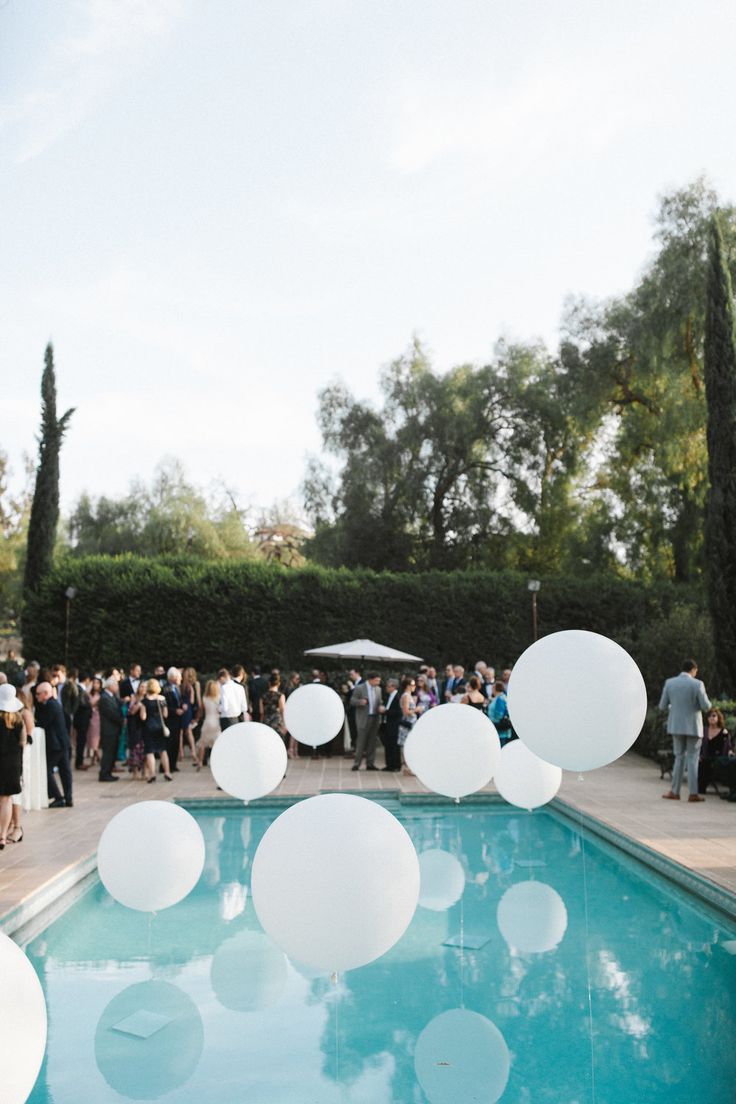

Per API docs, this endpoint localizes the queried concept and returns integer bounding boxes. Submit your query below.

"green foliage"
[23,555,704,695]
[703,215,736,694]
[67,458,259,560]
[22,344,74,601]
[0,451,33,628]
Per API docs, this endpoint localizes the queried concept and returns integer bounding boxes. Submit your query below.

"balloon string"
[334,977,340,1092]
[578,808,597,1104]
[459,892,465,1009]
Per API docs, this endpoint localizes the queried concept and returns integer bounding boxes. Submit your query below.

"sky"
[3,0,736,518]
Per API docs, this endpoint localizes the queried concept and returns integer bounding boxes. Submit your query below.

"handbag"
[157,699,170,739]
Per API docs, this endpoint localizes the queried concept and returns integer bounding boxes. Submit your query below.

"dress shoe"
[351,765,360,771]
[65,801,74,808]
[366,764,379,771]
[99,774,119,782]
[49,798,66,808]
[661,791,680,800]
[687,794,705,802]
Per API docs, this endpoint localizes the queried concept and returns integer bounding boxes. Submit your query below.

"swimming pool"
[21,799,736,1103]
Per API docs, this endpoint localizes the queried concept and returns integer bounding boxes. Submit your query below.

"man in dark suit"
[35,682,73,807]
[249,666,269,724]
[163,667,185,772]
[345,668,362,752]
[98,677,123,782]
[119,663,142,702]
[73,674,92,770]
[381,678,402,771]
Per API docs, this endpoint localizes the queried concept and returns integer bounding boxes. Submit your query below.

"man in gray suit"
[659,659,711,802]
[350,672,383,771]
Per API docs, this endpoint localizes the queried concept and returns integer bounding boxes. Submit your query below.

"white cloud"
[0,0,188,162]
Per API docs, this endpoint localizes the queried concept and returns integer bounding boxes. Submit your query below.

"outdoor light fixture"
[527,579,540,641]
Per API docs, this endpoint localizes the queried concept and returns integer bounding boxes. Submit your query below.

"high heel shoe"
[0,840,5,850]
[164,774,173,781]
[8,827,23,843]
[147,777,156,784]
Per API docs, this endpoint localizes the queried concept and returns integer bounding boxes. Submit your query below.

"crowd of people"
[1,652,735,850]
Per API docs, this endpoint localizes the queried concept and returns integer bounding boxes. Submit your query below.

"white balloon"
[283,683,345,747]
[0,932,47,1104]
[497,880,568,953]
[251,793,419,972]
[211,930,288,1011]
[507,630,647,771]
[210,722,287,801]
[404,704,500,799]
[417,849,465,911]
[493,740,562,809]
[414,1008,510,1104]
[98,801,205,912]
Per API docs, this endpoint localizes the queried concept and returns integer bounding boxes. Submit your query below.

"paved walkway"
[1,747,734,931]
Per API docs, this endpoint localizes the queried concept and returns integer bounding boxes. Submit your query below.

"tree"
[304,340,517,570]
[67,458,259,560]
[23,344,74,599]
[561,179,736,581]
[703,214,736,694]
[0,451,33,626]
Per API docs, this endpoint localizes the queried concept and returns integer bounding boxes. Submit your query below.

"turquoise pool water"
[24,802,736,1103]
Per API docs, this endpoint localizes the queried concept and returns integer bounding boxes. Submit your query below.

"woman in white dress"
[197,680,221,771]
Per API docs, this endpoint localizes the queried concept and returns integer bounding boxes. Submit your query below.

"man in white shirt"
[231,665,250,721]
[218,668,243,731]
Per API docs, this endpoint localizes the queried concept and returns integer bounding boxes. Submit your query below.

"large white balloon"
[210,930,288,1011]
[414,1008,510,1104]
[493,740,562,809]
[95,980,203,1100]
[404,704,500,799]
[507,629,647,771]
[283,684,345,747]
[417,849,466,911]
[98,802,205,912]
[1,932,47,1104]
[497,880,568,953]
[210,722,287,801]
[251,793,419,972]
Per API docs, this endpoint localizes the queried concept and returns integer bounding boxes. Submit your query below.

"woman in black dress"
[0,684,26,849]
[699,707,731,794]
[138,679,172,783]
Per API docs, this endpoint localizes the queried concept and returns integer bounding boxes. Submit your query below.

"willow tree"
[23,344,75,599]
[703,216,736,693]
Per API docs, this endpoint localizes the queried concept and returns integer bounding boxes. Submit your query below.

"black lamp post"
[64,586,77,668]
[527,579,540,642]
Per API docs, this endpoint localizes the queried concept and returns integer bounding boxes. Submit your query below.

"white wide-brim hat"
[0,684,24,713]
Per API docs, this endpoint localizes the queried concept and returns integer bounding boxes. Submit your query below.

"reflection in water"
[210,930,288,1012]
[417,849,466,912]
[414,1008,510,1104]
[497,880,568,953]
[26,806,736,1104]
[94,980,203,1100]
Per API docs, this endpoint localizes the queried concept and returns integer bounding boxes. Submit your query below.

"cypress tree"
[22,344,75,600]
[703,216,736,694]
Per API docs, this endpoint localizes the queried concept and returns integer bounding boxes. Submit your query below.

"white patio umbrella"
[304,638,424,664]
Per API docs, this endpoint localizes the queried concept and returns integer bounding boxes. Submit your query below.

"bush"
[22,555,708,696]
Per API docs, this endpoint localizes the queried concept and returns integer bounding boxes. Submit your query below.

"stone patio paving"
[1,746,734,933]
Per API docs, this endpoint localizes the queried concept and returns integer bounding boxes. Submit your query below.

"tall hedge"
[22,555,708,695]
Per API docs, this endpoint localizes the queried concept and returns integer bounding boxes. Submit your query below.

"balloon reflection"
[497,880,568,953]
[417,849,465,912]
[414,1008,510,1104]
[95,980,203,1100]
[210,930,288,1012]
